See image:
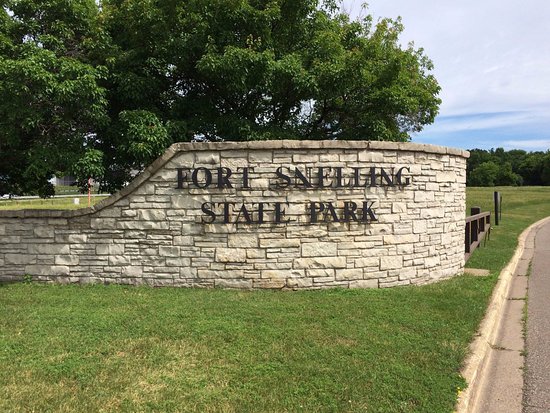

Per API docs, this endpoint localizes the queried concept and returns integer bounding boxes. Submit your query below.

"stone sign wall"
[0,141,469,289]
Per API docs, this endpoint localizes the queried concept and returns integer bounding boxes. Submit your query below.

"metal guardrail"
[465,207,491,262]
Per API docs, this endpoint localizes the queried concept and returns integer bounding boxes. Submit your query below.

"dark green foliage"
[99,0,441,144]
[468,161,500,186]
[541,155,550,185]
[70,148,105,192]
[466,148,550,187]
[1,0,441,195]
[518,152,545,186]
[496,162,523,186]
[0,0,107,196]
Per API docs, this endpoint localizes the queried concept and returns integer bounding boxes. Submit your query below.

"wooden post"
[500,193,503,223]
[471,207,480,242]
[465,222,471,253]
[494,191,500,226]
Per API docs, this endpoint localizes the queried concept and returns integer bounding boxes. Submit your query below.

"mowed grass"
[0,281,495,413]
[465,186,550,272]
[1,187,550,412]
[0,196,108,210]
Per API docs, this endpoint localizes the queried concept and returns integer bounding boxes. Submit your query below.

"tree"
[468,161,500,187]
[1,0,442,195]
[0,0,107,196]
[518,152,544,186]
[467,149,494,178]
[71,148,105,192]
[495,162,522,186]
[506,149,527,173]
[466,148,550,187]
[101,0,440,142]
[541,153,550,185]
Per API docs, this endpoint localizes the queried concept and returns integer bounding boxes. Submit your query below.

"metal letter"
[317,167,332,188]
[255,202,268,224]
[201,202,216,223]
[192,167,212,188]
[395,167,411,186]
[275,167,291,189]
[343,201,359,222]
[275,202,290,223]
[235,204,252,223]
[239,167,254,189]
[219,202,235,224]
[294,167,313,188]
[334,167,345,188]
[217,167,233,188]
[361,201,378,222]
[176,168,189,189]
[326,203,340,222]
[309,202,324,223]
[380,168,395,187]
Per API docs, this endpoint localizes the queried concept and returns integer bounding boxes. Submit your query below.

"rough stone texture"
[0,140,467,289]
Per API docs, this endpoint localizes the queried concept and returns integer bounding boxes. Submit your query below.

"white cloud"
[341,0,550,149]
[501,139,550,151]
[423,108,550,134]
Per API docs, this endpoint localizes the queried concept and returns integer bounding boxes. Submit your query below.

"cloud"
[423,111,534,134]
[501,140,550,151]
[414,110,550,151]
[340,0,550,151]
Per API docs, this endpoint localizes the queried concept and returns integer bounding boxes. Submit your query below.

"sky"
[341,0,550,152]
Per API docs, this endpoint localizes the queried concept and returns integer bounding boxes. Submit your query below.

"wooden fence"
[465,207,491,262]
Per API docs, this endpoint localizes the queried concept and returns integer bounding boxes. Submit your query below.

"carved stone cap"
[169,140,469,158]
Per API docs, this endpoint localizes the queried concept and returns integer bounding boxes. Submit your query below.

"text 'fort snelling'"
[175,166,411,224]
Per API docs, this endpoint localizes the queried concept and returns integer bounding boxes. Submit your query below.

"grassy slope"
[1,187,550,412]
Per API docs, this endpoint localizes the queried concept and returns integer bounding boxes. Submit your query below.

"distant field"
[1,187,550,412]
[0,196,108,210]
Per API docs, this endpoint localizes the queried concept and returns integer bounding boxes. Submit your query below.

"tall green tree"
[101,0,440,142]
[496,161,522,186]
[518,152,545,185]
[0,0,107,196]
[1,0,442,195]
[541,153,550,185]
[466,148,550,187]
[468,161,500,187]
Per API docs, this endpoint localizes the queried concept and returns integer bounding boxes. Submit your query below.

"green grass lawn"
[0,280,495,413]
[465,187,550,271]
[0,196,108,210]
[1,187,550,412]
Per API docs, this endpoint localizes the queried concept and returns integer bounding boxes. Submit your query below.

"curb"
[456,216,550,413]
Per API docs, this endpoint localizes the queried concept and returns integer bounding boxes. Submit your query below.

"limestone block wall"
[0,141,468,289]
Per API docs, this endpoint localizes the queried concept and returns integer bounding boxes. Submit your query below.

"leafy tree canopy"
[1,0,441,195]
[0,0,107,196]
[468,161,500,187]
[467,148,550,187]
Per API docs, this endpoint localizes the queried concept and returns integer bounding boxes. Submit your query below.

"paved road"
[523,220,550,413]
[470,218,550,413]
